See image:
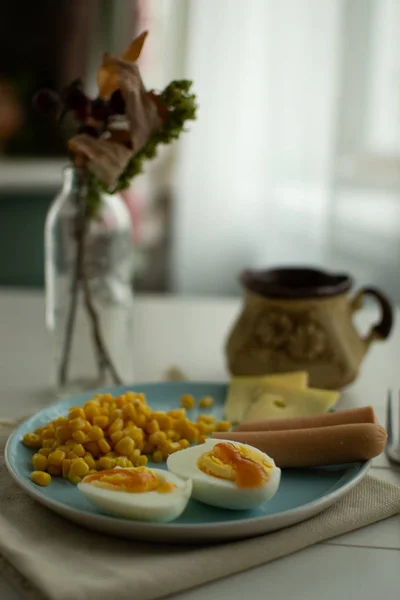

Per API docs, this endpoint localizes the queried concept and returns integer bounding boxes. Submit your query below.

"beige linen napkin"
[1,428,400,600]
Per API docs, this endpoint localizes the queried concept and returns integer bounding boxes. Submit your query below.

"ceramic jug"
[225,267,393,389]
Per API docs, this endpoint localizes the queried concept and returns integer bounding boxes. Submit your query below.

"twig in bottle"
[58,199,86,386]
[79,222,123,385]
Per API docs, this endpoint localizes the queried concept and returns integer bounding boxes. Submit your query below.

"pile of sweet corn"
[23,391,231,487]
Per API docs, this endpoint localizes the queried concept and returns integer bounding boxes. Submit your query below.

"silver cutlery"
[386,390,400,464]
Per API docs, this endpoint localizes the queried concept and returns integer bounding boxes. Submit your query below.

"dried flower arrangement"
[33,31,197,387]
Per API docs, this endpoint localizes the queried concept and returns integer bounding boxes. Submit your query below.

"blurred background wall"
[1,0,400,300]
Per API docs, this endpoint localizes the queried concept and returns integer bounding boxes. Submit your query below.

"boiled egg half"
[78,467,192,522]
[167,438,281,510]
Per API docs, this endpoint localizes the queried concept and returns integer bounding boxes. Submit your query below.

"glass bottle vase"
[45,166,135,396]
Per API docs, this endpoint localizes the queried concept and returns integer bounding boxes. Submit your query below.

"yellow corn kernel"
[53,416,68,427]
[121,424,135,439]
[69,417,86,431]
[142,442,155,454]
[42,438,56,448]
[84,441,100,458]
[72,430,89,444]
[152,450,164,463]
[87,426,104,441]
[56,425,72,444]
[115,436,135,456]
[108,418,124,434]
[98,438,111,454]
[199,396,214,408]
[38,447,52,457]
[83,454,96,470]
[56,444,69,453]
[115,457,130,468]
[168,408,186,419]
[31,471,51,486]
[23,433,42,448]
[198,435,208,444]
[68,407,86,421]
[152,412,172,430]
[66,439,77,448]
[141,407,152,419]
[110,408,123,423]
[148,431,167,446]
[134,413,147,428]
[68,451,79,460]
[110,430,124,445]
[215,420,231,432]
[116,395,128,408]
[48,449,66,466]
[196,421,208,435]
[122,403,136,421]
[82,420,92,433]
[47,464,62,477]
[41,426,55,440]
[145,419,160,435]
[166,429,180,442]
[84,402,100,421]
[125,460,134,468]
[163,442,181,457]
[196,420,214,434]
[32,453,48,471]
[68,458,89,484]
[99,393,113,405]
[136,455,148,467]
[135,438,144,452]
[197,414,216,424]
[87,469,97,475]
[180,394,195,409]
[105,451,118,458]
[62,458,71,479]
[129,449,141,464]
[129,427,144,443]
[174,417,189,432]
[70,443,85,457]
[92,415,109,429]
[97,456,116,470]
[179,439,190,450]
[182,424,199,443]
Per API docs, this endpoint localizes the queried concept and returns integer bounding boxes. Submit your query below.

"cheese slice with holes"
[224,371,309,423]
[243,386,339,423]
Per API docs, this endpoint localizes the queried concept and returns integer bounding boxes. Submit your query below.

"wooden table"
[0,289,399,600]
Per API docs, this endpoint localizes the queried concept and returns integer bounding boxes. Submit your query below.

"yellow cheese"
[243,386,339,423]
[223,371,309,423]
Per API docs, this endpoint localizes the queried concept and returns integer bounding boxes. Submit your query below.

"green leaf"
[114,80,197,191]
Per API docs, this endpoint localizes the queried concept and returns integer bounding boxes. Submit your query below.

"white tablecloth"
[0,289,399,600]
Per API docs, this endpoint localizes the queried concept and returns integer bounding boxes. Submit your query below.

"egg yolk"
[82,467,175,494]
[197,442,271,489]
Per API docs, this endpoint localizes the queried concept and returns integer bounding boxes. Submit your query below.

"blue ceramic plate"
[5,382,370,543]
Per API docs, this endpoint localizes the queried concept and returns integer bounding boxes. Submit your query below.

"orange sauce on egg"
[211,443,269,489]
[82,468,175,494]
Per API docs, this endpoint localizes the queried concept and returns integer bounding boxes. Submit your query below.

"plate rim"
[4,381,372,541]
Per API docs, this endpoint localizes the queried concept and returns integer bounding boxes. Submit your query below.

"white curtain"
[170,0,400,300]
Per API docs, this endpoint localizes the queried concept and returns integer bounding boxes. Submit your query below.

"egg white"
[167,438,281,510]
[78,468,192,522]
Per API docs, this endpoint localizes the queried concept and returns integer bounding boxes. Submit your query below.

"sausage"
[211,423,387,468]
[233,406,377,433]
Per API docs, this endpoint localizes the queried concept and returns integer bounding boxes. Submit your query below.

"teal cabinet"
[0,190,54,287]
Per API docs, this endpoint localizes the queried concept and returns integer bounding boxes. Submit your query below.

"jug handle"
[350,287,394,348]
